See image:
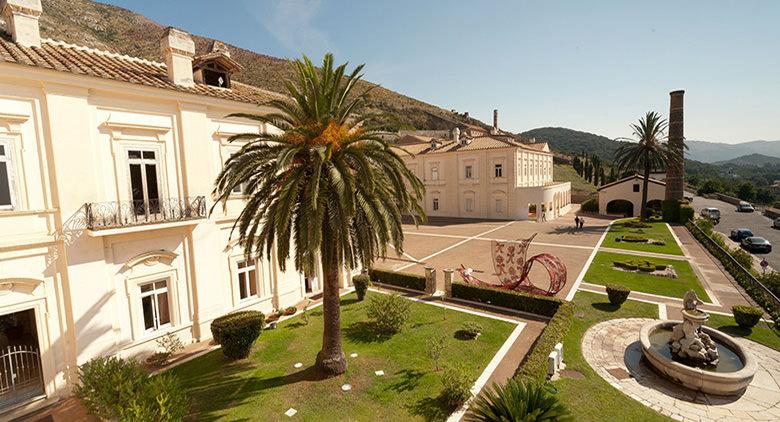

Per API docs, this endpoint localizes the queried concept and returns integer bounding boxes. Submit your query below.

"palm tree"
[212,54,426,376]
[467,379,573,421]
[614,111,680,219]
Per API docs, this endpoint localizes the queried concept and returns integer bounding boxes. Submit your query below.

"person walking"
[574,216,580,230]
[580,217,585,230]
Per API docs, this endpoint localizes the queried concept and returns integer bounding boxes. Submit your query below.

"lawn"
[601,219,684,256]
[552,291,670,422]
[171,292,516,421]
[706,313,780,352]
[584,251,711,302]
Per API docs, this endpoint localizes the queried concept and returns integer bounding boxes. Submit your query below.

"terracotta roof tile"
[0,36,285,106]
[395,134,550,155]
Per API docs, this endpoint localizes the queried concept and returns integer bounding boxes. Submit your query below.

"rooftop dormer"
[192,40,243,89]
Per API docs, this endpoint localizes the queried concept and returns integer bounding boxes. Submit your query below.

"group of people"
[574,215,586,230]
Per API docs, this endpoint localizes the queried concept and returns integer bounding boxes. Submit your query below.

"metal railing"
[84,196,207,230]
[687,221,780,316]
[0,345,43,410]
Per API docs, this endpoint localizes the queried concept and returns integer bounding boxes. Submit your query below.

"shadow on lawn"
[344,321,393,343]
[386,368,426,393]
[591,302,621,313]
[406,395,459,422]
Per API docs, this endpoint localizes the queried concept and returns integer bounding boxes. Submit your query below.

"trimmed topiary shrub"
[613,259,664,272]
[581,198,598,212]
[732,305,763,329]
[440,363,472,407]
[366,293,411,334]
[623,219,651,229]
[469,379,573,422]
[74,356,189,421]
[618,234,649,243]
[662,199,681,223]
[451,282,564,317]
[352,274,371,301]
[606,284,630,306]
[211,310,265,360]
[678,203,694,224]
[460,321,484,339]
[517,301,575,382]
[368,268,426,291]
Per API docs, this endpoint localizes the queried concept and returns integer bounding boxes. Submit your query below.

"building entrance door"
[0,309,44,411]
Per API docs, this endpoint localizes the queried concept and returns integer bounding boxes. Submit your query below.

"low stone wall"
[764,207,780,219]
[715,193,742,205]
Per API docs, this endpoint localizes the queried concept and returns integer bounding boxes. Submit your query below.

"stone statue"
[670,290,719,365]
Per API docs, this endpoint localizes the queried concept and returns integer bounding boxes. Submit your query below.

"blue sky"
[101,1,779,143]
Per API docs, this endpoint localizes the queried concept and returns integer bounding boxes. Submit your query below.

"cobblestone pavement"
[582,318,780,422]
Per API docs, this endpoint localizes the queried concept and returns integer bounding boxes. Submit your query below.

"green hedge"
[211,310,265,360]
[368,268,426,291]
[581,198,598,212]
[662,199,681,223]
[517,301,575,382]
[451,281,563,317]
[687,221,780,324]
[679,203,694,224]
[732,305,763,329]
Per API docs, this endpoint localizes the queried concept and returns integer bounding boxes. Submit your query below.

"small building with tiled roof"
[396,116,571,221]
[597,174,666,217]
[0,1,326,417]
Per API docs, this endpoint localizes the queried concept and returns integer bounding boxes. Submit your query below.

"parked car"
[700,207,720,223]
[737,202,755,213]
[774,217,780,229]
[730,228,754,241]
[741,236,772,253]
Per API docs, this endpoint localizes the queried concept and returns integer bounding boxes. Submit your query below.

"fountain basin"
[640,320,757,395]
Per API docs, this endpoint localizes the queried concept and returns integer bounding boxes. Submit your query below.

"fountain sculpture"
[669,291,719,365]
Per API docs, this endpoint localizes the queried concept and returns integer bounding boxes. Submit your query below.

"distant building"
[597,175,666,217]
[397,112,571,221]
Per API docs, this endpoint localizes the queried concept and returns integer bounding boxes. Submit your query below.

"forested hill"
[22,0,489,131]
[520,127,630,160]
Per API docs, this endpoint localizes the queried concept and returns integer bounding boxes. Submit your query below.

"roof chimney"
[491,109,499,134]
[1,0,42,48]
[160,27,195,87]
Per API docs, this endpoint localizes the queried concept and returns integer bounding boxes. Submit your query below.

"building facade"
[597,174,666,217]
[398,123,571,221]
[0,1,341,416]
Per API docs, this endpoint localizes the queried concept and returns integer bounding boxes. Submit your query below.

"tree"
[614,111,680,220]
[737,182,756,202]
[697,179,723,195]
[212,54,425,376]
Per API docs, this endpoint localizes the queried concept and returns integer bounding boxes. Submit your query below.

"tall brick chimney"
[665,90,685,201]
[492,109,499,134]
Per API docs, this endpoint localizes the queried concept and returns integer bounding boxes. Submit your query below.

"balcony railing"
[84,196,207,231]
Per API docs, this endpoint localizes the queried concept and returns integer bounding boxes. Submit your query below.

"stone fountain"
[639,290,757,395]
[669,291,719,365]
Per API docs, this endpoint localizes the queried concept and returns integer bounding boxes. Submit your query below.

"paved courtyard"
[373,208,614,299]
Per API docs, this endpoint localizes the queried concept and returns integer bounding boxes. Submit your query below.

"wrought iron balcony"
[84,196,207,231]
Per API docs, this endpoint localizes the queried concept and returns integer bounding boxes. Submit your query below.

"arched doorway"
[606,199,634,217]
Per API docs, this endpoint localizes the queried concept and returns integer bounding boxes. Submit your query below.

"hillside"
[687,140,780,163]
[553,164,597,202]
[714,153,780,167]
[21,0,488,131]
[520,127,630,161]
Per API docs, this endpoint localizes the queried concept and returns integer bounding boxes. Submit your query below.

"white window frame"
[139,279,172,334]
[464,165,473,179]
[432,197,439,211]
[495,198,504,213]
[226,147,248,196]
[0,139,17,211]
[431,166,439,181]
[125,146,163,208]
[465,197,474,212]
[236,258,260,300]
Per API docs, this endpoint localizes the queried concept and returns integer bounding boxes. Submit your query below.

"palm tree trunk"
[315,239,347,376]
[641,161,651,220]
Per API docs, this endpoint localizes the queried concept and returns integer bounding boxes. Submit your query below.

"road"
[691,195,780,269]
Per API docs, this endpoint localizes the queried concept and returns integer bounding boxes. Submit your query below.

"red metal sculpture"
[458,233,567,296]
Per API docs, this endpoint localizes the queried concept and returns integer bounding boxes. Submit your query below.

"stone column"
[443,268,454,297]
[424,267,437,295]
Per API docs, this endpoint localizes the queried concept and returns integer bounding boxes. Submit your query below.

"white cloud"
[250,0,336,57]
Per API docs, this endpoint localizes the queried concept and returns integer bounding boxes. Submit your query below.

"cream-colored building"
[0,1,341,416]
[398,120,571,221]
[597,174,666,217]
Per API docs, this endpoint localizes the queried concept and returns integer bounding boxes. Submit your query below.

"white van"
[700,207,720,223]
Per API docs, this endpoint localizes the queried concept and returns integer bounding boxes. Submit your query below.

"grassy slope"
[553,164,597,198]
[553,291,669,422]
[601,219,684,256]
[35,0,486,131]
[584,251,710,302]
[172,292,514,421]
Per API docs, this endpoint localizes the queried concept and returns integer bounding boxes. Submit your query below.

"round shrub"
[366,293,411,334]
[352,274,371,301]
[440,363,472,407]
[460,321,484,339]
[606,284,630,306]
[74,356,188,421]
[469,378,573,422]
[211,310,265,360]
[732,305,763,329]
